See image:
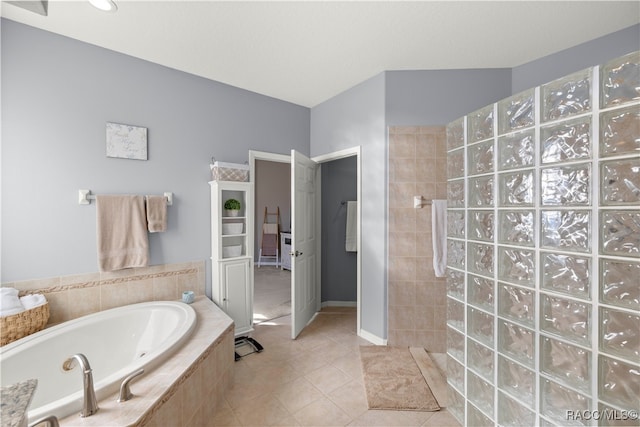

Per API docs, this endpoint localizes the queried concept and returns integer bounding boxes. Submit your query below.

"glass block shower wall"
[445,51,639,426]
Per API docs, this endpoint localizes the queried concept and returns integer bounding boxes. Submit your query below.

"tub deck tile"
[57,297,233,427]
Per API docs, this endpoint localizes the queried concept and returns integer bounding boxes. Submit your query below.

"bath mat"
[359,346,440,411]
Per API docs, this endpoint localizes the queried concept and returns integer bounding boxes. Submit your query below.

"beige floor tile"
[305,365,352,395]
[292,397,353,426]
[331,353,363,381]
[226,379,279,410]
[287,349,332,375]
[275,377,325,414]
[269,417,302,427]
[232,393,293,426]
[421,410,462,426]
[231,309,461,427]
[327,380,369,419]
[212,400,242,426]
[347,409,435,426]
[254,363,304,386]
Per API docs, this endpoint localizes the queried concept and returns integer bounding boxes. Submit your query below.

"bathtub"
[0,301,197,423]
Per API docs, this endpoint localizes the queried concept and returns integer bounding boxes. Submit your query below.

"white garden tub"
[0,301,196,423]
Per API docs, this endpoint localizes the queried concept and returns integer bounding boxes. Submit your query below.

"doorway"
[249,147,362,337]
[252,155,292,325]
[320,156,357,308]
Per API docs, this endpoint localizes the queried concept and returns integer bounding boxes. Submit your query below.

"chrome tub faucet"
[62,354,99,417]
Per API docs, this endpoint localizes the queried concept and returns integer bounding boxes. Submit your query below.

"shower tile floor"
[213,307,460,426]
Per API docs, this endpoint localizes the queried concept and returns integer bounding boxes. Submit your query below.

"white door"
[291,150,319,339]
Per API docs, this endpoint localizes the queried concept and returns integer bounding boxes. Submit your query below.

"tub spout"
[62,354,99,417]
[117,368,144,402]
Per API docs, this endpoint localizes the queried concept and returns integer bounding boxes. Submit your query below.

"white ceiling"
[2,1,639,107]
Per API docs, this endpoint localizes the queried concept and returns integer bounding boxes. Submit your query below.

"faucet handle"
[29,415,60,427]
[117,368,145,402]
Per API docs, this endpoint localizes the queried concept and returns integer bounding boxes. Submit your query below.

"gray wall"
[512,24,640,94]
[3,17,637,341]
[1,19,310,284]
[321,156,357,303]
[385,68,512,125]
[310,70,513,339]
[254,160,290,261]
[310,73,387,339]
[309,24,639,340]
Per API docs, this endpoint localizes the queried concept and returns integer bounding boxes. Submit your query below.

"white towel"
[0,287,25,317]
[345,201,357,252]
[0,287,19,297]
[20,294,47,310]
[431,200,448,277]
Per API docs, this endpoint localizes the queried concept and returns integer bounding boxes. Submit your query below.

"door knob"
[290,250,303,257]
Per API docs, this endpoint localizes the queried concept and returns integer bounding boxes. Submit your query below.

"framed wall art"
[106,122,148,160]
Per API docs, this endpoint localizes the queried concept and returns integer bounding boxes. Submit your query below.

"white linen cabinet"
[210,180,254,336]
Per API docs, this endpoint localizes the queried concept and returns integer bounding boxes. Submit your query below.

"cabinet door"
[221,259,252,335]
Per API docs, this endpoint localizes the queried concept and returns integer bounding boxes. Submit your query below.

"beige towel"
[263,223,278,235]
[261,234,278,255]
[96,195,149,272]
[146,195,167,232]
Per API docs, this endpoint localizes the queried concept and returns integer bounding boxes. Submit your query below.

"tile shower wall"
[388,126,448,351]
[446,51,640,426]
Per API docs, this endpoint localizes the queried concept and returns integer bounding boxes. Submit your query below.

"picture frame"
[106,122,148,160]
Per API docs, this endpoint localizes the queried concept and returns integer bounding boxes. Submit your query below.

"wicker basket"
[210,161,249,182]
[1,303,50,346]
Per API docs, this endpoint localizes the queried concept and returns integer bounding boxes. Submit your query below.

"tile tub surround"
[1,261,205,325]
[54,296,234,426]
[388,126,448,351]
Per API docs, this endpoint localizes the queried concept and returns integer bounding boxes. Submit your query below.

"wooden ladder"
[258,206,280,268]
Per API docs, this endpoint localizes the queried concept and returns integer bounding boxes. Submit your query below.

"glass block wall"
[445,51,639,426]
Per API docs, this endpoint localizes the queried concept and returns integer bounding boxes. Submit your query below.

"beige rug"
[359,346,441,411]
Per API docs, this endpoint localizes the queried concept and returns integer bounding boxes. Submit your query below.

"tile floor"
[253,266,291,324]
[212,308,461,426]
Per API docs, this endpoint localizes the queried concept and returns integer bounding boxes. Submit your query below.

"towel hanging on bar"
[431,200,447,277]
[146,195,167,232]
[345,201,357,252]
[96,195,149,272]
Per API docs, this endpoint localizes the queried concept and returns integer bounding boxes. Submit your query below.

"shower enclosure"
[445,51,639,426]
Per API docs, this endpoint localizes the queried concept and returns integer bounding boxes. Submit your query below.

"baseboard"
[358,328,387,346]
[321,301,357,308]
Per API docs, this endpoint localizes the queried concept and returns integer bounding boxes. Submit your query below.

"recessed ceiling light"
[89,0,117,12]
